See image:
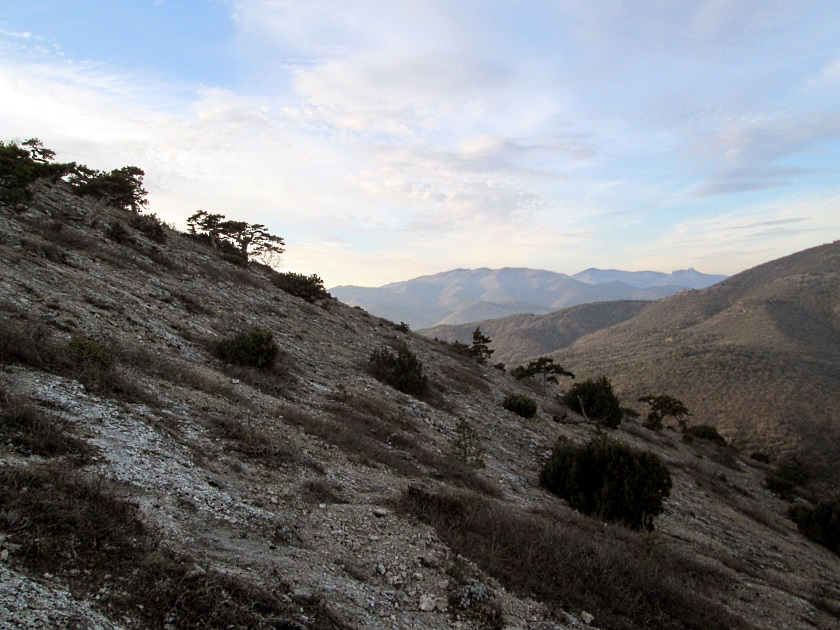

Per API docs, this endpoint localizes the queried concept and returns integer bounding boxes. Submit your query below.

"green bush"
[130,213,167,243]
[369,344,428,395]
[216,240,249,266]
[68,336,113,367]
[540,435,672,530]
[562,376,622,428]
[788,499,840,554]
[216,328,278,369]
[766,459,811,501]
[502,393,537,419]
[272,272,330,302]
[106,221,133,244]
[683,424,727,446]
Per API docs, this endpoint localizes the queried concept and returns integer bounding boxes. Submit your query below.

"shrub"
[106,220,133,244]
[788,499,840,554]
[272,272,330,302]
[683,424,727,446]
[130,212,167,243]
[449,418,486,468]
[540,435,672,530]
[766,459,811,501]
[502,394,537,419]
[369,344,428,395]
[68,335,113,366]
[216,240,249,266]
[216,328,278,369]
[562,376,622,428]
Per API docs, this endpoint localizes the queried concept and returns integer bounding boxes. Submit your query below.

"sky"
[1,1,839,287]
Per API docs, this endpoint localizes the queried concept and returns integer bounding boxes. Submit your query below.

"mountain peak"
[332,266,727,328]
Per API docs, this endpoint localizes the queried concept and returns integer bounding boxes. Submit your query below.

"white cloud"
[2,1,840,286]
[0,29,32,39]
[627,192,840,274]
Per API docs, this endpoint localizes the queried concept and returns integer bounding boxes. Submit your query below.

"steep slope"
[421,301,651,365]
[331,268,696,328]
[553,241,840,477]
[1,180,838,629]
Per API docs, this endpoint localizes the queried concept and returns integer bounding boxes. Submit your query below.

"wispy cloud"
[626,192,840,274]
[1,1,839,285]
[0,29,32,39]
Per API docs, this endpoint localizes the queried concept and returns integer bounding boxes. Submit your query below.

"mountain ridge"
[331,267,726,328]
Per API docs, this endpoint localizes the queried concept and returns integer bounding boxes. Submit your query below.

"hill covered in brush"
[549,241,840,480]
[1,141,838,628]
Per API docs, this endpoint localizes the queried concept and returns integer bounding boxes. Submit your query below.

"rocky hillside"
[549,241,840,480]
[1,180,839,629]
[331,267,723,329]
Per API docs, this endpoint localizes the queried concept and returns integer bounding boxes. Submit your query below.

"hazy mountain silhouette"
[331,267,726,328]
[572,267,727,288]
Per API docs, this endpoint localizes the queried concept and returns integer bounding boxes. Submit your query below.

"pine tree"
[511,357,574,393]
[469,327,494,364]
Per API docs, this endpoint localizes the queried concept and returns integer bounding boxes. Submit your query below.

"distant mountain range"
[330,267,727,329]
[429,242,840,480]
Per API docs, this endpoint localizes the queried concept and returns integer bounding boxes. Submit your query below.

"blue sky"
[2,1,839,286]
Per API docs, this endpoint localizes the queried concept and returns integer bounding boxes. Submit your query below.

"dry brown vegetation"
[0,386,93,461]
[0,464,344,628]
[1,175,838,628]
[399,486,749,630]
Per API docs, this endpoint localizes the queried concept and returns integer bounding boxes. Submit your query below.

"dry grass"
[284,402,424,476]
[0,463,346,628]
[440,362,490,394]
[0,318,154,405]
[301,478,347,505]
[398,486,751,630]
[207,412,297,468]
[281,399,501,497]
[0,387,94,462]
